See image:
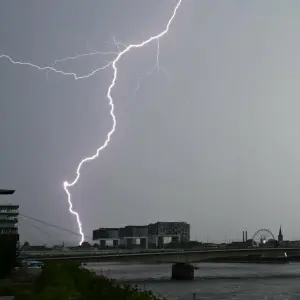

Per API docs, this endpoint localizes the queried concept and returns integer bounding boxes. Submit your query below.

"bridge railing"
[21,248,187,257]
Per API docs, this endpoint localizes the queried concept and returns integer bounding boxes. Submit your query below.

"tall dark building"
[0,190,19,245]
[0,205,19,237]
[278,226,283,242]
[0,190,18,237]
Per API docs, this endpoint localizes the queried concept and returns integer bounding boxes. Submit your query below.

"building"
[119,225,149,248]
[93,221,190,249]
[93,228,119,240]
[0,205,19,237]
[148,221,190,247]
[0,189,19,240]
[92,228,119,248]
[278,226,283,242]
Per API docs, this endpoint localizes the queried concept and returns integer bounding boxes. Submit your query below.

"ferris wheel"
[252,229,275,247]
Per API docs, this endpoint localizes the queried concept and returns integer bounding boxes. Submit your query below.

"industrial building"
[92,221,190,248]
[92,228,120,248]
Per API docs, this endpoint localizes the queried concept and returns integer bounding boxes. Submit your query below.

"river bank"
[0,263,167,299]
[3,262,300,299]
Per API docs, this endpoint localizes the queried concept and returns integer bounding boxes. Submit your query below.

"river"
[86,262,300,300]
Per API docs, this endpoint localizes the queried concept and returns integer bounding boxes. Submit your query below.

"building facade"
[93,228,119,240]
[0,204,19,237]
[93,221,190,248]
[92,228,119,248]
[148,222,190,241]
[0,189,18,239]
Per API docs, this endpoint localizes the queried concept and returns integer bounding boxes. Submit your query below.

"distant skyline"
[2,1,300,245]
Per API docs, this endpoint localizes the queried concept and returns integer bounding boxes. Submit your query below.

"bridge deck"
[21,248,300,263]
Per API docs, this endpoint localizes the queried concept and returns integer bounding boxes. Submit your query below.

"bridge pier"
[171,262,194,280]
[171,236,180,243]
[140,238,148,249]
[100,240,106,248]
[158,236,164,248]
[126,238,137,249]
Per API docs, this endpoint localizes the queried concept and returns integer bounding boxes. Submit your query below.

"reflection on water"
[86,262,300,300]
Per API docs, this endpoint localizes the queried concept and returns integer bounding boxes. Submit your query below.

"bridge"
[21,248,300,264]
[21,248,181,258]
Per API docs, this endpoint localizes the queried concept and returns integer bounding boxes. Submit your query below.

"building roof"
[0,205,19,209]
[95,228,119,231]
[0,189,15,195]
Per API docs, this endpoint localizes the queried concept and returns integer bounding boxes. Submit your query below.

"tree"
[14,263,166,299]
[80,241,91,249]
[23,241,30,248]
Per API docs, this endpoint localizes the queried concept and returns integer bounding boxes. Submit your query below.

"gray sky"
[1,0,300,245]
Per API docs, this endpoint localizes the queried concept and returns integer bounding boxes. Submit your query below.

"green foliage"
[0,234,18,279]
[14,262,166,300]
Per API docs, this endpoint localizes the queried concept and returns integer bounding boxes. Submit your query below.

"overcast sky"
[1,0,300,245]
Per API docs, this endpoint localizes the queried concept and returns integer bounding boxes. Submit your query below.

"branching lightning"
[0,0,182,245]
[133,39,169,97]
[45,49,118,81]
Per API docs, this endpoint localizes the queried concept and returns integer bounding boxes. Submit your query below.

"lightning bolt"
[0,0,183,245]
[45,48,118,82]
[133,39,170,98]
[0,53,114,80]
[64,0,182,245]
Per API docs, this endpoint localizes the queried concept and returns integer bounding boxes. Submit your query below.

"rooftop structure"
[0,189,15,195]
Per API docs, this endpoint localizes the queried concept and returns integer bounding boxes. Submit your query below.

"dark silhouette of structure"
[0,189,18,236]
[242,230,248,242]
[278,226,283,242]
[0,188,18,278]
[0,189,15,195]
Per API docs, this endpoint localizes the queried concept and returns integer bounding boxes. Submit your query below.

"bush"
[15,262,166,300]
[0,234,18,279]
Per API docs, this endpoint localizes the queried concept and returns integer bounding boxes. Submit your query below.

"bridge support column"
[158,236,164,248]
[119,239,126,247]
[140,238,148,249]
[148,236,157,249]
[126,238,136,249]
[171,236,180,243]
[171,262,194,280]
[100,240,106,249]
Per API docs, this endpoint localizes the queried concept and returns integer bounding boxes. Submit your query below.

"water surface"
[87,262,300,300]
